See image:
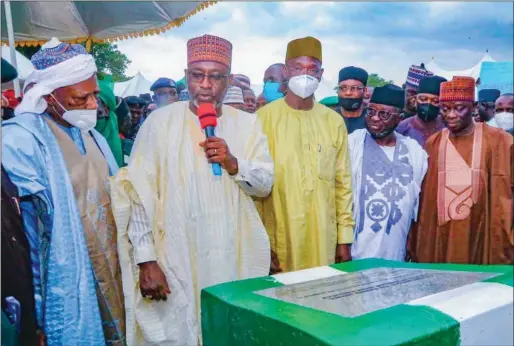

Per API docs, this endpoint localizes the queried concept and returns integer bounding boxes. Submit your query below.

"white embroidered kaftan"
[348,129,428,261]
[110,101,273,345]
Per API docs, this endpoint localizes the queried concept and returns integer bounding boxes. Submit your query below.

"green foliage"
[16,46,39,60]
[367,73,394,87]
[89,43,131,82]
[17,42,131,82]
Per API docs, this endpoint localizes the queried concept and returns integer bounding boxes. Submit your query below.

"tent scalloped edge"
[1,1,216,49]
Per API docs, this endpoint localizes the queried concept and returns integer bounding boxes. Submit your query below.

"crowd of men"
[1,33,512,346]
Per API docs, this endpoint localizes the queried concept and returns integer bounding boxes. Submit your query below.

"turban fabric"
[16,38,97,116]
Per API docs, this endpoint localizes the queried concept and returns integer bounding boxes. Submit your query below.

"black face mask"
[365,121,397,139]
[339,97,363,111]
[417,103,440,122]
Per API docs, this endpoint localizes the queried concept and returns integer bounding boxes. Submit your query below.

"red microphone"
[197,103,222,176]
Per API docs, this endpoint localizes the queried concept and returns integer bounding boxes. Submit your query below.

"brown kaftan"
[408,123,513,264]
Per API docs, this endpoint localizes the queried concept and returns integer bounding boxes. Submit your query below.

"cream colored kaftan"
[110,101,273,345]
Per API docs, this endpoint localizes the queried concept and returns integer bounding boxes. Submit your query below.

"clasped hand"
[199,137,238,175]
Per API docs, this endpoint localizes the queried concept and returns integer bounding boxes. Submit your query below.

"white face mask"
[495,112,513,131]
[51,94,97,131]
[288,74,319,99]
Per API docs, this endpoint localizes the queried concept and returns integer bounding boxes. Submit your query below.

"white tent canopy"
[114,72,153,98]
[425,52,496,81]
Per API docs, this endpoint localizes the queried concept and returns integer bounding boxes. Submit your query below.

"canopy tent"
[114,72,153,98]
[1,1,215,96]
[425,52,496,81]
[1,45,34,90]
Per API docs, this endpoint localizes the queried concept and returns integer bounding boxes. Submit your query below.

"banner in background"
[478,61,513,95]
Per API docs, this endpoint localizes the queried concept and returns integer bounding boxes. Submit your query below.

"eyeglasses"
[155,90,177,97]
[366,107,399,121]
[334,85,365,93]
[286,66,320,75]
[187,71,229,84]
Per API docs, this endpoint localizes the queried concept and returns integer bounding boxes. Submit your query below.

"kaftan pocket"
[317,144,337,181]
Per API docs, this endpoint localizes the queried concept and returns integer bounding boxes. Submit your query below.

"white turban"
[15,42,97,116]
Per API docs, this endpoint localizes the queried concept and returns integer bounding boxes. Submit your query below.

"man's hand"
[199,137,238,175]
[269,250,283,275]
[139,261,171,301]
[335,244,352,263]
[1,95,9,108]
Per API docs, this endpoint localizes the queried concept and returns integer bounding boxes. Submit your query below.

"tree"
[18,42,131,82]
[367,73,394,87]
[89,43,131,82]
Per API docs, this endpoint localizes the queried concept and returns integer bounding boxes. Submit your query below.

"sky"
[116,1,514,98]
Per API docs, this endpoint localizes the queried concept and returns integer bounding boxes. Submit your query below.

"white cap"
[223,86,244,104]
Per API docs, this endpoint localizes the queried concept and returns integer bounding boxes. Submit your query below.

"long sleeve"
[2,126,52,329]
[127,202,156,265]
[19,197,52,329]
[335,123,355,244]
[231,118,274,198]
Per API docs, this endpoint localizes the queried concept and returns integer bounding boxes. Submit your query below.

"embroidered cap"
[187,34,232,68]
[223,86,244,104]
[31,37,88,70]
[406,64,434,88]
[440,76,476,102]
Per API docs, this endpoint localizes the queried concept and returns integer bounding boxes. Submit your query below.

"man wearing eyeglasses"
[111,34,274,345]
[257,36,354,274]
[335,66,369,134]
[348,84,428,261]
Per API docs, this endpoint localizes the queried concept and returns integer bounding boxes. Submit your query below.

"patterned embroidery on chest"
[358,134,414,236]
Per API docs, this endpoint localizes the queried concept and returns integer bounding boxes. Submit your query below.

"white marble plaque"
[256,267,500,317]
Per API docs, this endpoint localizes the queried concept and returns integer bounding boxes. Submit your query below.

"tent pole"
[5,1,21,97]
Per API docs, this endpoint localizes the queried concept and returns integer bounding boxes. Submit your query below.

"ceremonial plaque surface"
[202,259,514,346]
[256,267,499,317]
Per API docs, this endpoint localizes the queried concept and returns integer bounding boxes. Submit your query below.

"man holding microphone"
[111,34,274,345]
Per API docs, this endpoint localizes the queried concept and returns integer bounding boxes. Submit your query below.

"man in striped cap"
[408,76,513,265]
[402,63,434,119]
[111,34,273,345]
[223,85,245,110]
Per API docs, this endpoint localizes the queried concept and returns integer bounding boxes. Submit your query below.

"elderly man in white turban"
[2,38,125,345]
[110,34,272,345]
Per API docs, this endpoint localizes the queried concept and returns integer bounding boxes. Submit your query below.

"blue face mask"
[263,82,284,102]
